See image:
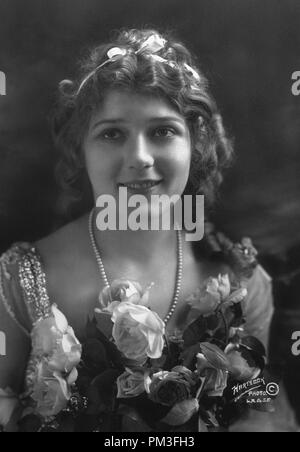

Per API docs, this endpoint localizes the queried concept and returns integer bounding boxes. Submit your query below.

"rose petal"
[112,302,165,360]
[67,367,78,385]
[226,350,261,381]
[196,353,210,374]
[0,390,19,427]
[138,35,166,54]
[52,372,71,400]
[99,286,112,308]
[52,305,68,333]
[217,274,231,299]
[227,288,248,304]
[107,47,127,60]
[162,398,199,426]
[206,277,219,296]
[31,318,61,355]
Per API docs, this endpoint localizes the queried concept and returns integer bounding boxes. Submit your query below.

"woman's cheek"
[85,148,121,192]
[163,150,191,185]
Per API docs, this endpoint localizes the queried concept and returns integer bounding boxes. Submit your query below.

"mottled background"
[0,0,300,420]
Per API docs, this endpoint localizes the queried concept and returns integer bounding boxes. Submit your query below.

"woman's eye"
[100,129,123,140]
[153,127,177,138]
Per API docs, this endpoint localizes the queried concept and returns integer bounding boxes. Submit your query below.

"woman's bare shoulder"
[35,214,90,266]
[33,214,94,302]
[33,214,101,335]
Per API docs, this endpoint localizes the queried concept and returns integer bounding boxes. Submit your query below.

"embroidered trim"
[0,242,52,337]
[0,245,31,337]
[18,246,52,325]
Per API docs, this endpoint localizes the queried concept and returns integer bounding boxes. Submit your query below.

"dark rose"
[147,367,195,407]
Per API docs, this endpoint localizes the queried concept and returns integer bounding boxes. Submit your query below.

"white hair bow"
[75,33,199,95]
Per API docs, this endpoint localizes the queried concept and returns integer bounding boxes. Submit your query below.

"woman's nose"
[125,134,154,170]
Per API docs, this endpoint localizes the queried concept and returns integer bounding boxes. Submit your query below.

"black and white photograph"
[0,0,300,434]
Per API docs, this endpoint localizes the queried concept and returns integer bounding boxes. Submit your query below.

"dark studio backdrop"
[0,0,300,420]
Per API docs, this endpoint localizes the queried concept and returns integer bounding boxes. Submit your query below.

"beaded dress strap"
[0,244,31,336]
[18,244,52,325]
[0,242,52,335]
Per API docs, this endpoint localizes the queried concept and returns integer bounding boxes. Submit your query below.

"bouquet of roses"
[18,267,275,432]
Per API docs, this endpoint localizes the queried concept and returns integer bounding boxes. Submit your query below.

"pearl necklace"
[88,209,183,324]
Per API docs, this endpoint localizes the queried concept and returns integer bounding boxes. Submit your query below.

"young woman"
[0,28,296,432]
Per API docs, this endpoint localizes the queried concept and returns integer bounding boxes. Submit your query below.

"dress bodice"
[0,228,274,347]
[1,231,298,432]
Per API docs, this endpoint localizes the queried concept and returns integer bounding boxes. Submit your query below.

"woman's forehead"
[89,89,185,127]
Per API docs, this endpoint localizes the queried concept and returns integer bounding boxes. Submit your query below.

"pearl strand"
[88,209,183,324]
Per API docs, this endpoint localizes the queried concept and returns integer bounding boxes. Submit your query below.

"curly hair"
[52,28,234,218]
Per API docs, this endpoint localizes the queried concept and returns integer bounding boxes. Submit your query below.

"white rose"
[112,302,165,361]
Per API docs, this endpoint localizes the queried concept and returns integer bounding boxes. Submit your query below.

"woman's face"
[82,89,192,210]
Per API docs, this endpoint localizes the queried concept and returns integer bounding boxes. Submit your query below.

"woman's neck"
[93,227,176,265]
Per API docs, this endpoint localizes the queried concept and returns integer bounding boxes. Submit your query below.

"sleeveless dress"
[0,228,297,431]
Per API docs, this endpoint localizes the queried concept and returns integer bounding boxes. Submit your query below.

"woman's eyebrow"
[148,116,185,124]
[91,119,126,130]
[91,116,185,130]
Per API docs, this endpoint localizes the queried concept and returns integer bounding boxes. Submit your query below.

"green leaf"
[18,414,42,432]
[86,368,121,415]
[94,311,114,339]
[182,316,210,347]
[74,414,100,432]
[85,316,100,339]
[81,338,109,374]
[198,415,209,432]
[240,336,266,358]
[180,343,201,369]
[85,318,124,370]
[118,405,153,432]
[56,413,76,432]
[150,353,167,370]
[200,342,230,371]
